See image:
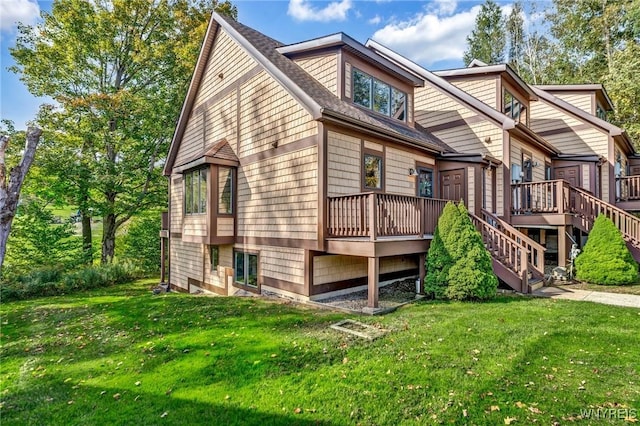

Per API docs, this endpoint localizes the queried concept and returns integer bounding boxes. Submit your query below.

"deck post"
[418,253,425,294]
[367,257,379,308]
[369,193,377,241]
[160,237,167,282]
[558,225,568,267]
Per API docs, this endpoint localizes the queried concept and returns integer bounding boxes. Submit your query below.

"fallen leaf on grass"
[67,400,74,405]
[528,406,542,414]
[294,408,302,414]
[113,393,121,400]
[515,402,526,408]
[504,417,517,424]
[135,381,141,386]
[490,406,500,412]
[462,409,468,417]
[160,412,168,418]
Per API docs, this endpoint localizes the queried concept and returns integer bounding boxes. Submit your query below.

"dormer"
[434,62,537,127]
[276,33,424,125]
[534,84,614,121]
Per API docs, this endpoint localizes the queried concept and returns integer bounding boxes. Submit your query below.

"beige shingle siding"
[183,215,207,237]
[313,255,418,285]
[510,138,549,183]
[294,54,339,96]
[175,111,205,167]
[530,99,609,157]
[448,76,498,109]
[485,169,493,212]
[386,147,434,196]
[328,131,361,196]
[204,91,238,148]
[239,70,317,157]
[170,175,183,232]
[170,239,203,290]
[554,93,592,114]
[414,84,477,127]
[414,84,503,159]
[217,217,234,237]
[237,146,318,240]
[203,244,233,290]
[261,247,305,285]
[194,29,258,110]
[467,166,475,212]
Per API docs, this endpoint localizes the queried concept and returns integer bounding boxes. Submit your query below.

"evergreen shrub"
[425,201,498,300]
[575,215,638,285]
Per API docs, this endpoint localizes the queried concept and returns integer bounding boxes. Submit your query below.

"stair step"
[528,280,544,292]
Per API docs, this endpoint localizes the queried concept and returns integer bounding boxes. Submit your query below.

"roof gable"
[165,14,455,175]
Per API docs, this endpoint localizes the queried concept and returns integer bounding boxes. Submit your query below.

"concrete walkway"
[534,286,640,308]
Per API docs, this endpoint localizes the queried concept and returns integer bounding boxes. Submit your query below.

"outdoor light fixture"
[408,168,418,176]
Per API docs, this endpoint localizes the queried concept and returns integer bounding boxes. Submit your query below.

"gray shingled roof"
[217,14,453,153]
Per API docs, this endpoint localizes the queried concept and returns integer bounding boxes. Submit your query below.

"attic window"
[352,68,406,121]
[503,89,527,125]
[596,104,606,121]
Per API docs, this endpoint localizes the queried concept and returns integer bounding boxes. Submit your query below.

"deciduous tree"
[10,0,237,263]
[0,125,42,271]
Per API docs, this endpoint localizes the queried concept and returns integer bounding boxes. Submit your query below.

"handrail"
[511,179,640,248]
[571,185,640,243]
[470,213,529,289]
[481,209,545,277]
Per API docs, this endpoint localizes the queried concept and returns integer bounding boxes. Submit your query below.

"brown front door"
[554,166,580,187]
[554,165,580,210]
[440,169,465,202]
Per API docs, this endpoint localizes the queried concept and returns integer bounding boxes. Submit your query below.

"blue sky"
[1,0,524,130]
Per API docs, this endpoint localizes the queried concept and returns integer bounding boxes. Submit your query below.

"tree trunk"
[0,127,42,272]
[81,209,93,264]
[101,212,117,264]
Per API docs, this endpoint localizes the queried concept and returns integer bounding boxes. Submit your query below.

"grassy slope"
[1,280,638,425]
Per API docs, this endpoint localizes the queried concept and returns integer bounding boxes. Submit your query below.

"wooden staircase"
[470,212,546,293]
[569,186,640,262]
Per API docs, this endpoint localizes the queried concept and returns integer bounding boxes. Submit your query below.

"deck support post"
[418,253,425,294]
[367,257,379,308]
[558,225,568,267]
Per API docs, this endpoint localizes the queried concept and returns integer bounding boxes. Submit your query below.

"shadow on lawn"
[2,383,338,426]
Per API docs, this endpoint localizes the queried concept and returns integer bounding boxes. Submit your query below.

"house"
[161,12,639,309]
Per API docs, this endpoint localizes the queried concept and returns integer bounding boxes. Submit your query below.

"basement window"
[234,251,258,288]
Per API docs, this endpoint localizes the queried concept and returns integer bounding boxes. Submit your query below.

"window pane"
[234,252,245,284]
[353,69,371,108]
[218,167,233,214]
[391,88,406,121]
[210,246,219,271]
[418,169,433,198]
[373,79,390,115]
[247,254,258,287]
[503,90,513,117]
[199,169,207,213]
[185,173,192,214]
[364,154,382,189]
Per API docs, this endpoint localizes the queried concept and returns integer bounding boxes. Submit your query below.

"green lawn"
[1,281,638,425]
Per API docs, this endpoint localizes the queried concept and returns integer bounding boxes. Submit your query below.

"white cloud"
[0,0,39,32]
[287,0,352,22]
[371,5,483,67]
[368,14,381,25]
[429,0,458,16]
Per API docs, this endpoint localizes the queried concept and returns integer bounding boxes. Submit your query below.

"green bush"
[4,199,82,276]
[0,264,136,302]
[120,214,161,275]
[575,215,638,285]
[425,202,498,300]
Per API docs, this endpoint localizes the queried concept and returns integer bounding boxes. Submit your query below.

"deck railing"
[470,213,529,288]
[511,179,570,214]
[327,193,449,240]
[481,209,545,278]
[616,175,640,201]
[511,179,640,246]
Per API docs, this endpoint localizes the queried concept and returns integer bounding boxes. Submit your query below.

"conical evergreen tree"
[575,215,638,285]
[425,201,498,300]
